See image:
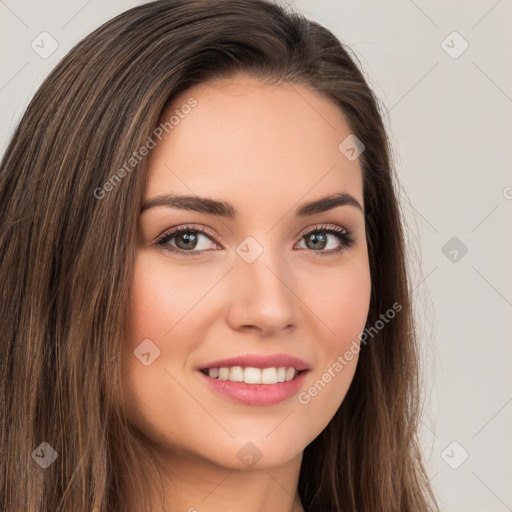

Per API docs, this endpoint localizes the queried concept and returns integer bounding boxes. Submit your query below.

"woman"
[0,0,439,510]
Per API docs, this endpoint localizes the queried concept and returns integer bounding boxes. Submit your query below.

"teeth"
[229,366,244,382]
[261,367,278,384]
[218,367,230,380]
[285,367,295,381]
[244,367,261,384]
[205,366,298,384]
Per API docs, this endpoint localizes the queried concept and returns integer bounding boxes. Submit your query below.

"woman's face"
[122,73,371,471]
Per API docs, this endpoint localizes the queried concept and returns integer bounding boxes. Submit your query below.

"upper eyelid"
[155,224,220,246]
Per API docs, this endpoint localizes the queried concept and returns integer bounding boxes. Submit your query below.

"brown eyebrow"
[140,192,364,217]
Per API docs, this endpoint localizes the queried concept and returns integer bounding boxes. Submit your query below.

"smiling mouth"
[200,366,306,384]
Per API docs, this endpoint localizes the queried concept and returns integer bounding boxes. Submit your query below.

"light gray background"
[1,1,511,510]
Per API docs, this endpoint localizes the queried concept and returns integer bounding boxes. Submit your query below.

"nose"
[226,247,298,337]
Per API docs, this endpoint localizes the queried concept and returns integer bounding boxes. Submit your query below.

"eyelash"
[155,223,356,258]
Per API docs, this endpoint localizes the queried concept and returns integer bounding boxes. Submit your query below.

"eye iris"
[306,232,327,250]
[176,231,198,250]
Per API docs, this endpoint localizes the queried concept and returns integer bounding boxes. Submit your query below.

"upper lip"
[199,353,310,371]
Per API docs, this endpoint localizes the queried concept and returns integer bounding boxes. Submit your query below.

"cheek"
[302,256,372,351]
[120,253,193,399]
[124,252,209,349]
[121,253,209,445]
[292,256,371,428]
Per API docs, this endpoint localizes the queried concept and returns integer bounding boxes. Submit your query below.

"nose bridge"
[227,234,297,333]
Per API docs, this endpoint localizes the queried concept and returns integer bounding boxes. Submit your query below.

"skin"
[121,72,371,512]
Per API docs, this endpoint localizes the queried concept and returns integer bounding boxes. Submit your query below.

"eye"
[155,225,221,256]
[296,224,355,255]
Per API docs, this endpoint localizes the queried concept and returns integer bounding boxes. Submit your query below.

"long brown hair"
[0,0,438,510]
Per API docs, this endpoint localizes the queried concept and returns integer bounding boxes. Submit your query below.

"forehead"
[144,74,363,212]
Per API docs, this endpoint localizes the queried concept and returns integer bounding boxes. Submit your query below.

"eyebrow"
[140,192,364,217]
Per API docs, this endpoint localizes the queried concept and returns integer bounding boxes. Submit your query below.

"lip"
[198,353,310,371]
[197,368,309,406]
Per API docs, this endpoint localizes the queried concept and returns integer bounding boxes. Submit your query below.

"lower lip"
[197,370,309,406]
